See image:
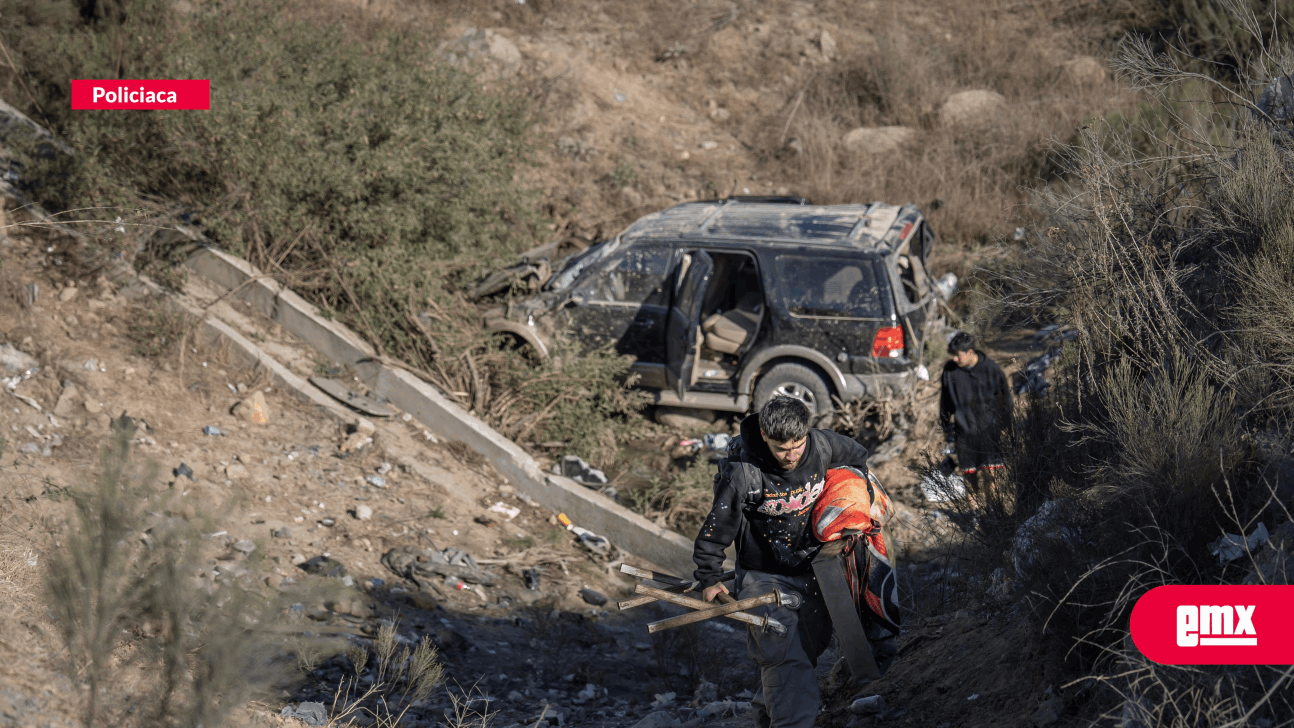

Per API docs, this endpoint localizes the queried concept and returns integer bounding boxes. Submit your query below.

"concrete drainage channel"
[183,245,699,578]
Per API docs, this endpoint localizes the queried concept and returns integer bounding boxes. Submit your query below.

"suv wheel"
[753,363,833,421]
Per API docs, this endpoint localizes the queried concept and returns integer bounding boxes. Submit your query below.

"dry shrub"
[765,0,1138,249]
[45,421,297,728]
[963,14,1294,721]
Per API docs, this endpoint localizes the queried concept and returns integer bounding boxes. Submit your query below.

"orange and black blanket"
[840,515,901,636]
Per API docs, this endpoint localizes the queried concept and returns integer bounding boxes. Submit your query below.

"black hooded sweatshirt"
[938,349,1012,440]
[692,414,871,589]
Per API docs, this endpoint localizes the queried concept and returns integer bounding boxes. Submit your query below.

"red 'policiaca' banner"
[1130,585,1294,664]
[71,80,210,110]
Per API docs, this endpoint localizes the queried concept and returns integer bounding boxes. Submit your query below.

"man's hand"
[702,582,730,602]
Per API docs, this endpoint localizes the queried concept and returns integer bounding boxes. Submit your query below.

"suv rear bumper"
[843,370,914,402]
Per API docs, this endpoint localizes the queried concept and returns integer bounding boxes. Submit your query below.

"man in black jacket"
[939,332,1013,499]
[693,396,872,728]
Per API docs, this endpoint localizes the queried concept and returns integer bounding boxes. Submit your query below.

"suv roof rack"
[724,195,808,205]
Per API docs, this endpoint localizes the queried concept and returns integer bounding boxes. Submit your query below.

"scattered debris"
[556,455,608,485]
[489,502,521,520]
[377,461,392,475]
[382,545,497,587]
[355,505,373,521]
[232,539,256,554]
[365,475,387,488]
[523,568,541,590]
[0,344,38,375]
[703,433,732,454]
[203,425,224,436]
[1210,523,1268,566]
[280,701,328,726]
[299,555,348,579]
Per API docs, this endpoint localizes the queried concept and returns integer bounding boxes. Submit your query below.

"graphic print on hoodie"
[691,414,871,588]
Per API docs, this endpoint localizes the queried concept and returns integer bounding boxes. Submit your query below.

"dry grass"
[750,0,1144,252]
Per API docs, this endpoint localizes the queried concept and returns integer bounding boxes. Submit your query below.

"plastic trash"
[280,702,328,726]
[557,513,613,558]
[202,425,224,436]
[489,501,521,520]
[560,455,609,485]
[523,568,541,590]
[920,471,966,502]
[703,433,732,454]
[1209,523,1269,566]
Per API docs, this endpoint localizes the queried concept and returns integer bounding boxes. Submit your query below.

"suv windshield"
[548,238,621,293]
[774,254,885,320]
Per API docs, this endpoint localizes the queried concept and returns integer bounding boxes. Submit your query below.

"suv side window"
[774,254,885,320]
[582,243,674,306]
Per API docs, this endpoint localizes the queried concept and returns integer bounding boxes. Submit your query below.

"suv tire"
[753,363,833,421]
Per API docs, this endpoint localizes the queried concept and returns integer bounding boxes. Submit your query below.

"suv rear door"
[664,251,713,398]
[767,251,893,367]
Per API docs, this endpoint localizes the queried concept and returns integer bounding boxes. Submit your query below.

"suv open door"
[665,251,713,399]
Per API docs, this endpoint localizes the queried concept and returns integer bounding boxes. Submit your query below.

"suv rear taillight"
[872,326,905,358]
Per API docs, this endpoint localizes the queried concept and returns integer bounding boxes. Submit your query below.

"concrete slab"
[185,246,700,578]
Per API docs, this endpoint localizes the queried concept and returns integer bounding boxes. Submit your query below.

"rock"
[341,432,369,452]
[300,555,347,578]
[579,588,607,606]
[266,573,285,589]
[82,397,103,415]
[1061,56,1106,88]
[233,539,257,554]
[18,442,42,456]
[654,406,716,431]
[52,385,81,417]
[842,126,916,156]
[629,711,678,728]
[224,463,249,479]
[848,696,885,715]
[280,701,328,726]
[621,186,645,208]
[820,30,837,60]
[355,505,373,521]
[232,391,269,425]
[487,33,521,66]
[365,475,386,488]
[937,90,1008,129]
[0,344,39,374]
[58,286,78,302]
[1031,696,1065,726]
[290,553,307,566]
[272,527,291,539]
[691,680,718,706]
[354,418,376,437]
[709,106,730,122]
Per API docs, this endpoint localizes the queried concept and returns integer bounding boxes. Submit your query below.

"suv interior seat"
[703,293,763,355]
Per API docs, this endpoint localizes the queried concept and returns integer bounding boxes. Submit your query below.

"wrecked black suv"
[482,197,956,420]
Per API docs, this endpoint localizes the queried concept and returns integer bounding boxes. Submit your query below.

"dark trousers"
[738,569,833,728]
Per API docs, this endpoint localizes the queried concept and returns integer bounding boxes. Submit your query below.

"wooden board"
[308,377,396,417]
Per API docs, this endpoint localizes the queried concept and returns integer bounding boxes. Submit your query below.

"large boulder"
[1060,57,1107,88]
[937,89,1007,129]
[842,126,915,156]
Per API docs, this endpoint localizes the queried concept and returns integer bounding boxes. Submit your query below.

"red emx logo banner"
[1130,585,1294,664]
